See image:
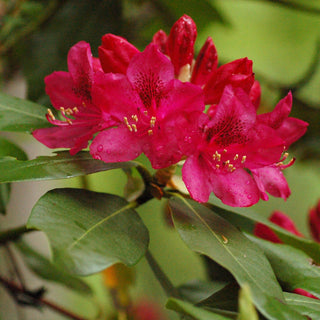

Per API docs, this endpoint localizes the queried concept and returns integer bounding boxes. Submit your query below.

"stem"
[145,250,180,298]
[0,275,88,320]
[0,225,36,245]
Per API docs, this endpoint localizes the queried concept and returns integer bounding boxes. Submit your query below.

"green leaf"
[238,284,259,320]
[285,292,320,319]
[0,137,27,214]
[27,188,149,275]
[166,298,232,320]
[0,92,49,132]
[248,234,320,298]
[169,196,305,320]
[0,151,138,183]
[15,240,92,295]
[208,198,320,263]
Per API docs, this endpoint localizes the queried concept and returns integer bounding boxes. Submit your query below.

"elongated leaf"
[285,292,320,319]
[27,189,149,275]
[238,285,259,320]
[166,298,231,320]
[0,137,27,214]
[208,198,320,263]
[248,234,320,298]
[169,196,305,320]
[0,151,138,183]
[15,241,92,295]
[0,92,49,132]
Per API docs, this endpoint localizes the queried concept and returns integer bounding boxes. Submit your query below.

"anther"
[73,107,79,113]
[127,124,133,132]
[144,110,148,116]
[66,119,72,125]
[132,124,137,132]
[150,116,156,128]
[132,114,138,122]
[148,129,153,136]
[123,117,129,125]
[60,107,65,114]
[223,149,227,153]
[234,154,239,161]
[241,156,247,164]
[47,109,55,121]
[216,164,220,169]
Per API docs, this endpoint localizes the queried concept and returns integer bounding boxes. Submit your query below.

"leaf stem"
[145,249,180,298]
[0,275,88,320]
[0,225,36,245]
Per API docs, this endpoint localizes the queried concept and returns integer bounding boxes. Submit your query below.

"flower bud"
[167,14,197,76]
[99,34,139,74]
[152,30,168,54]
[293,288,319,300]
[309,199,320,242]
[191,37,218,86]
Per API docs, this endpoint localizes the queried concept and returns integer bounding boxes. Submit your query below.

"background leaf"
[0,137,27,215]
[0,151,138,183]
[285,292,320,319]
[27,188,149,275]
[248,234,320,298]
[166,298,232,320]
[238,284,259,320]
[15,240,92,295]
[208,198,320,263]
[0,92,49,132]
[169,195,305,320]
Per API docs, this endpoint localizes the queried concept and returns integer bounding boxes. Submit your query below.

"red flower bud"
[152,30,168,55]
[254,211,303,243]
[98,34,139,74]
[309,200,320,242]
[293,288,319,300]
[191,37,218,86]
[167,14,197,76]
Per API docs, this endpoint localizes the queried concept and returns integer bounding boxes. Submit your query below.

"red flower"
[32,41,113,155]
[90,44,204,169]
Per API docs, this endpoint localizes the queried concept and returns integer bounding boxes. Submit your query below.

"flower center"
[211,149,247,173]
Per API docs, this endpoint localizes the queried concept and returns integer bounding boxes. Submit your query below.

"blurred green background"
[1,0,320,319]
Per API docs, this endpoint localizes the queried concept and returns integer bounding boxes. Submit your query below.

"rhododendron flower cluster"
[254,204,320,300]
[32,15,308,207]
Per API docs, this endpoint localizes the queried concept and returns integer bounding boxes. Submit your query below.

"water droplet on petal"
[247,194,252,199]
[246,180,251,185]
[97,145,103,152]
[184,136,192,143]
[95,154,102,160]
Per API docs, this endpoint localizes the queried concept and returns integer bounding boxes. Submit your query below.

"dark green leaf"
[284,292,320,319]
[0,137,27,214]
[0,92,49,132]
[15,240,92,295]
[208,198,320,263]
[169,196,305,320]
[248,234,320,298]
[27,188,149,275]
[0,151,138,183]
[166,298,232,320]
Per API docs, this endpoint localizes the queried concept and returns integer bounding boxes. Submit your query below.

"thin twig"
[0,275,88,320]
[0,225,36,246]
[145,249,180,298]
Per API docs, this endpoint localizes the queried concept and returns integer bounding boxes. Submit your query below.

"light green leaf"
[169,196,305,320]
[208,198,320,263]
[15,240,92,295]
[166,298,232,320]
[0,92,49,132]
[285,292,320,319]
[238,284,259,320]
[0,137,27,214]
[248,234,320,298]
[0,151,138,183]
[27,188,149,275]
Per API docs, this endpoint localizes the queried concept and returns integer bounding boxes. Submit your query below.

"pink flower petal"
[90,127,144,162]
[98,34,139,74]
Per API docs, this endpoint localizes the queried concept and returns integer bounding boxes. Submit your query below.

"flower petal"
[90,127,144,163]
[98,34,139,74]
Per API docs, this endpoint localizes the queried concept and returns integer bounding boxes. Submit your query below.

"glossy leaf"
[27,188,149,275]
[248,234,320,298]
[166,298,231,320]
[15,240,92,295]
[208,198,320,263]
[0,151,138,183]
[285,292,320,319]
[0,137,27,214]
[169,196,305,320]
[0,92,49,132]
